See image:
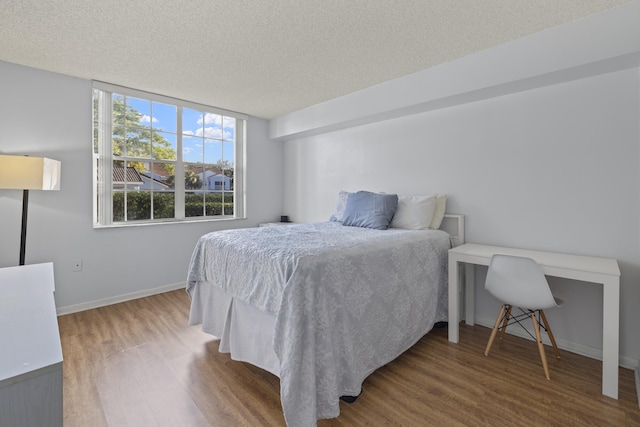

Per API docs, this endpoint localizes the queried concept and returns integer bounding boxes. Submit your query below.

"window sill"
[93,216,245,229]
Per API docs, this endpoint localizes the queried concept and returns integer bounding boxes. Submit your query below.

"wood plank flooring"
[58,290,640,426]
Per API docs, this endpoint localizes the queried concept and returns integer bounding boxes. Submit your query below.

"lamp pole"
[19,188,29,266]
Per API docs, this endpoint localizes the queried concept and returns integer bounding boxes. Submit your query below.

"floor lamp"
[0,155,61,266]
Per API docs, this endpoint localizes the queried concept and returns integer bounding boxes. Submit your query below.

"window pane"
[152,102,176,132]
[202,192,234,215]
[127,191,151,220]
[223,191,234,215]
[223,141,234,164]
[149,162,175,186]
[203,112,222,139]
[137,162,170,191]
[188,172,204,190]
[111,125,124,156]
[126,127,151,158]
[183,136,203,163]
[223,116,235,141]
[113,191,125,222]
[183,108,204,136]
[205,193,223,216]
[202,167,227,191]
[185,192,204,217]
[112,160,125,187]
[225,169,234,190]
[204,140,222,164]
[152,131,177,161]
[126,97,151,129]
[113,160,144,190]
[153,192,174,219]
[113,94,125,126]
[185,164,204,190]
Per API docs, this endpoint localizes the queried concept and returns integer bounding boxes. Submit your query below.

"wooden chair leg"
[531,311,550,380]
[539,310,560,358]
[500,305,512,339]
[485,305,506,356]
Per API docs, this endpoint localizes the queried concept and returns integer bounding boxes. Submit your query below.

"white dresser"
[0,262,63,427]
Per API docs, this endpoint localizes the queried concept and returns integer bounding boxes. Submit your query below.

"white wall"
[276,4,640,367]
[281,69,640,365]
[0,60,284,311]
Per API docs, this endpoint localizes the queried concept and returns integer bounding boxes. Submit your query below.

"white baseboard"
[56,281,186,316]
[474,316,639,371]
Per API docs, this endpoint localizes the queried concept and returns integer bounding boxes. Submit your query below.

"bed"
[186,191,464,426]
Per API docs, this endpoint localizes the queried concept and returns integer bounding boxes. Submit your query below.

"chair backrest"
[485,254,558,310]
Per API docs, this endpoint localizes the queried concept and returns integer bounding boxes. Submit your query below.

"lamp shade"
[0,155,61,191]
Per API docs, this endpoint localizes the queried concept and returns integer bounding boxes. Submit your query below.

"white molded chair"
[483,254,563,380]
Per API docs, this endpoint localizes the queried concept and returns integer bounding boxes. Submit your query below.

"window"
[92,82,246,226]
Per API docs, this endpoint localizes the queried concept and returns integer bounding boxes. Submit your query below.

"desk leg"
[602,276,620,399]
[448,257,460,343]
[464,264,475,326]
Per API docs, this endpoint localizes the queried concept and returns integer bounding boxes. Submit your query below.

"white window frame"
[92,81,247,227]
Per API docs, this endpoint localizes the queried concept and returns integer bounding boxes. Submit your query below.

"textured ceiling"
[0,0,634,119]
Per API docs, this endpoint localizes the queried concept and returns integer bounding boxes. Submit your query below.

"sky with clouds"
[126,95,235,166]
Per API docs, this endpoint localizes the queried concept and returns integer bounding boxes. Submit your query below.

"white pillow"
[390,195,438,230]
[430,194,447,229]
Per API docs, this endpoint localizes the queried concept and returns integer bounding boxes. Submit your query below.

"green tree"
[110,95,176,175]
[185,171,202,189]
[166,171,202,190]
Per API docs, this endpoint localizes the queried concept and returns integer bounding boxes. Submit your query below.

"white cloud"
[196,114,235,129]
[198,113,221,126]
[203,127,223,139]
[189,127,233,140]
[140,114,158,124]
[187,115,235,139]
[222,117,235,129]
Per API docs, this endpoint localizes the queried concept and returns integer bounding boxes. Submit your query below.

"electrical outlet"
[72,259,83,272]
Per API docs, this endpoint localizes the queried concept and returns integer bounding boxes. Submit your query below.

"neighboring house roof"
[194,167,223,178]
[207,173,230,181]
[139,172,172,190]
[113,165,143,184]
[146,162,172,178]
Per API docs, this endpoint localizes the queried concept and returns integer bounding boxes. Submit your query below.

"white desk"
[448,243,620,400]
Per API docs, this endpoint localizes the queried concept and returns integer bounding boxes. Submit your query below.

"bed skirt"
[188,280,281,377]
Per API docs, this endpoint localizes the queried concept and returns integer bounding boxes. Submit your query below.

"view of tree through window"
[92,83,246,226]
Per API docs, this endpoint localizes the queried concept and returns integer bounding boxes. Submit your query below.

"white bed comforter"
[186,222,450,427]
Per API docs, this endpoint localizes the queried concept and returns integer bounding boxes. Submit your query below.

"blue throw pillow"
[341,191,398,230]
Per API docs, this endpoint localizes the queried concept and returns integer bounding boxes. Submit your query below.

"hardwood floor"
[58,290,640,426]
